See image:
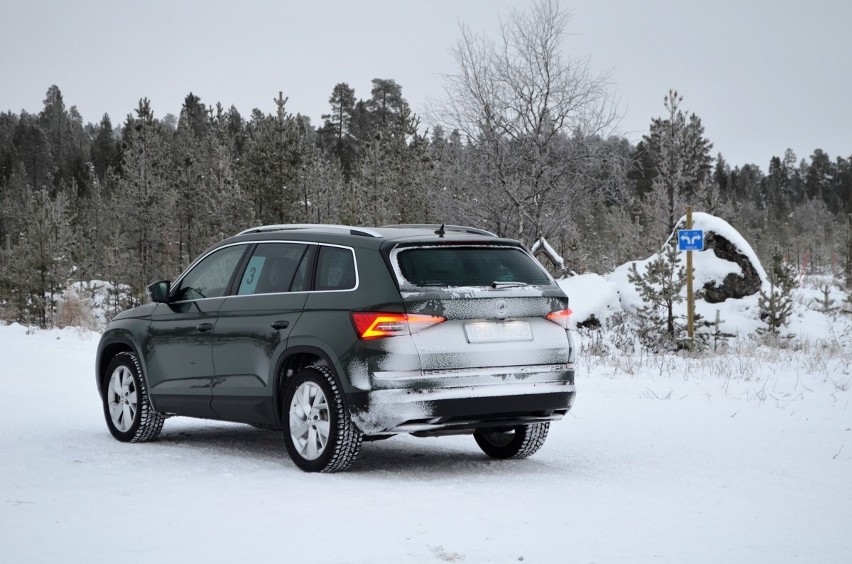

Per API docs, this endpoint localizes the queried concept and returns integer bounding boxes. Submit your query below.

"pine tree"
[38,85,90,196]
[204,103,254,237]
[319,82,357,181]
[804,149,833,202]
[814,284,837,314]
[174,92,213,265]
[325,83,356,143]
[0,111,18,188]
[10,190,73,326]
[118,99,177,292]
[69,175,103,284]
[0,163,31,244]
[240,93,307,224]
[845,213,852,290]
[705,309,734,351]
[13,113,54,192]
[843,291,852,315]
[757,253,795,336]
[354,98,429,226]
[713,153,729,197]
[428,127,475,227]
[640,90,713,244]
[366,79,408,133]
[295,150,345,224]
[91,114,121,181]
[627,239,687,350]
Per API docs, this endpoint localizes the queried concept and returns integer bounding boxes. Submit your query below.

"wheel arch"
[273,345,342,424]
[96,333,146,399]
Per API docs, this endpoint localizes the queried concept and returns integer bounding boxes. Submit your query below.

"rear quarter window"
[395,246,552,287]
[315,246,357,291]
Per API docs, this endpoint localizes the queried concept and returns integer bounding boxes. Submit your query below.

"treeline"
[0,83,850,327]
[1,4,850,329]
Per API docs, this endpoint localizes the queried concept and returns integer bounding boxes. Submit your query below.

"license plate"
[464,321,532,343]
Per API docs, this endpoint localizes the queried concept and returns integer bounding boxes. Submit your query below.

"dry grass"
[55,287,99,332]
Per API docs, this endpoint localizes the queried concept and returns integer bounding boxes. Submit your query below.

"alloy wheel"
[107,365,138,432]
[288,381,330,460]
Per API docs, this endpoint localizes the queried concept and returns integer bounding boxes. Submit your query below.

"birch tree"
[435,0,619,244]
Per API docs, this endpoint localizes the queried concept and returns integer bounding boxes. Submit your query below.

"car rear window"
[395,246,552,287]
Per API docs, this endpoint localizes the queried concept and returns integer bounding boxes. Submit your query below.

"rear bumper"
[347,364,575,435]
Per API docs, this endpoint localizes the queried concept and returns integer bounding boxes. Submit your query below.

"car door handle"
[195,323,214,332]
[271,320,290,330]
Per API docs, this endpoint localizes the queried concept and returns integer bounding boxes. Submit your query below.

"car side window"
[173,245,246,301]
[315,246,356,291]
[238,243,308,295]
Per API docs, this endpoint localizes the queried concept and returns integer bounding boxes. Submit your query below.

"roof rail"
[382,224,498,237]
[236,224,383,238]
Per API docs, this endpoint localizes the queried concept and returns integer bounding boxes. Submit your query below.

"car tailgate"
[401,287,572,373]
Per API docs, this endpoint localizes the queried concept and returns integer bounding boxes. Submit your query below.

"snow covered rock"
[674,213,767,303]
[699,232,761,302]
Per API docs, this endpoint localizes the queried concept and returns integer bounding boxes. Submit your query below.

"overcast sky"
[2,0,849,168]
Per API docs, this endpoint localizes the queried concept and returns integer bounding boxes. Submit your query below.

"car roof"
[221,224,523,250]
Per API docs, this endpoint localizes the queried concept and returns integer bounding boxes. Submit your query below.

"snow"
[531,236,566,272]
[557,273,621,325]
[2,322,851,563]
[605,213,768,324]
[3,215,851,562]
[558,212,852,341]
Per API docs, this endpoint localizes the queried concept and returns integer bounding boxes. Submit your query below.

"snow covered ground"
[1,323,850,563]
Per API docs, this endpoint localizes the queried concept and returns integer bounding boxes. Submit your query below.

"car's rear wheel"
[283,366,362,472]
[474,422,549,459]
[102,352,165,442]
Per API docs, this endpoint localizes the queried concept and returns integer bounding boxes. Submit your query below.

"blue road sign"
[678,229,704,251]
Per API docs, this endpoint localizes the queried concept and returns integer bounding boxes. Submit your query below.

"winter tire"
[474,422,550,459]
[102,351,165,442]
[283,366,362,473]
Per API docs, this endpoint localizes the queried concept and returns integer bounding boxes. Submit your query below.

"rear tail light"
[351,312,446,339]
[545,308,573,329]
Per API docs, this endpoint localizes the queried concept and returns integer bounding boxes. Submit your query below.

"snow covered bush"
[60,280,136,329]
[55,286,99,331]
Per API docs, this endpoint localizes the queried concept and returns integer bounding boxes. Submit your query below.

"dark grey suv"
[96,224,576,472]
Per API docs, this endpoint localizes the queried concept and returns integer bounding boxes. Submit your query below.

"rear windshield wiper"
[491,281,528,289]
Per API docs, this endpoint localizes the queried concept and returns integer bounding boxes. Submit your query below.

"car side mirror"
[147,280,171,303]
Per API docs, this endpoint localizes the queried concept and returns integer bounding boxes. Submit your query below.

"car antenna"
[434,224,446,238]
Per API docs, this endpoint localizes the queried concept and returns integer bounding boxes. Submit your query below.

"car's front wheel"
[474,422,549,459]
[283,366,362,472]
[102,351,165,442]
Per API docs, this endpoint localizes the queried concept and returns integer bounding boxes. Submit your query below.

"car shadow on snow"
[153,421,287,467]
[148,420,575,477]
[348,436,577,477]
